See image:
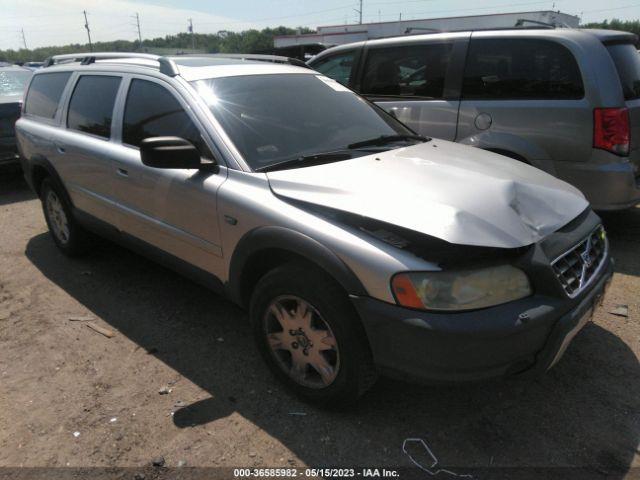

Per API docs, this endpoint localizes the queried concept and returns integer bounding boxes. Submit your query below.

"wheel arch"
[28,155,73,207]
[227,226,367,308]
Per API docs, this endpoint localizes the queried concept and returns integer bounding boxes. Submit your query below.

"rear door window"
[312,51,355,86]
[462,38,584,100]
[361,42,453,99]
[606,43,640,100]
[24,72,72,119]
[67,75,121,139]
[122,79,209,156]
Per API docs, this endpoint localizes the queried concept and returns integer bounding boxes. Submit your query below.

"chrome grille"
[551,225,608,298]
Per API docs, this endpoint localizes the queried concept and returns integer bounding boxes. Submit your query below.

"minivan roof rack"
[514,18,556,28]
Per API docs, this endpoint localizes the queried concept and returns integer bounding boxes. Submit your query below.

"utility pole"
[20,28,27,49]
[354,0,363,24]
[134,12,142,47]
[83,10,93,52]
[188,18,195,50]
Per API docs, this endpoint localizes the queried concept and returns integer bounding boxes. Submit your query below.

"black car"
[0,66,32,165]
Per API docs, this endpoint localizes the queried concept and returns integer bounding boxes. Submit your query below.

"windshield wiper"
[255,151,353,172]
[347,134,429,150]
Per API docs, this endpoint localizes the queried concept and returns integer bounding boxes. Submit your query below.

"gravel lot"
[0,167,638,479]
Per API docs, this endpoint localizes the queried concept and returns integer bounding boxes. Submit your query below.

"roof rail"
[43,52,160,67]
[174,53,309,68]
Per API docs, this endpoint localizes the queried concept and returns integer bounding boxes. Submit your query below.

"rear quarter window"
[606,43,640,100]
[24,72,72,119]
[67,75,121,138]
[462,38,584,100]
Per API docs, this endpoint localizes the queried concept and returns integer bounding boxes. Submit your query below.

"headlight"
[391,265,532,311]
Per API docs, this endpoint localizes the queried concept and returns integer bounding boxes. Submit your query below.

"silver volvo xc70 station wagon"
[309,28,640,211]
[16,53,613,405]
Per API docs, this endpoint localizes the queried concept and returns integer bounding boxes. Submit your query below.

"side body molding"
[227,226,368,306]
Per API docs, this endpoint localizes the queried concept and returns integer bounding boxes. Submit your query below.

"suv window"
[606,43,640,100]
[122,79,208,156]
[462,38,584,100]
[361,43,453,99]
[24,72,71,119]
[67,75,121,139]
[312,51,355,86]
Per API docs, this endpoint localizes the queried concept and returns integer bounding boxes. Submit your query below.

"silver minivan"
[308,28,640,210]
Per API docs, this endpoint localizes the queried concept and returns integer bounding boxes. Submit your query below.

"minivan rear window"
[462,38,584,100]
[24,72,71,119]
[606,43,640,100]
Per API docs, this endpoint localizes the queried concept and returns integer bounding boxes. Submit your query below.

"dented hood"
[266,140,589,249]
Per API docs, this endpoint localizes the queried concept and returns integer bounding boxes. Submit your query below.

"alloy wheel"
[263,295,340,389]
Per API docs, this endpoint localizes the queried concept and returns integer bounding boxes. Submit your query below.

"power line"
[133,12,142,45]
[188,18,195,50]
[354,0,363,24]
[83,10,93,52]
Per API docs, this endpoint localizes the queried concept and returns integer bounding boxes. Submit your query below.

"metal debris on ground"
[85,322,115,338]
[68,315,94,322]
[609,305,629,317]
[158,386,172,395]
[72,431,80,438]
[402,438,473,478]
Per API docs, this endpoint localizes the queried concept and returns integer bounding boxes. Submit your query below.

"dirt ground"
[0,166,638,480]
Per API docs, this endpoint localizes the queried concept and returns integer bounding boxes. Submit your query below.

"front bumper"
[351,259,613,384]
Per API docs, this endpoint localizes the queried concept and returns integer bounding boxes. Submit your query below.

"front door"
[109,76,226,275]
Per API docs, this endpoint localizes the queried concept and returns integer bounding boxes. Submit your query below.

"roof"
[41,52,311,80]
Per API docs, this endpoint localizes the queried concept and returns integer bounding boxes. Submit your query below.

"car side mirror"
[140,137,203,169]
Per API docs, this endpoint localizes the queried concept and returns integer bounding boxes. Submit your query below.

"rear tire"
[250,263,377,406]
[41,178,88,256]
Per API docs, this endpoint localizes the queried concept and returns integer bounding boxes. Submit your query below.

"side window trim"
[65,73,123,141]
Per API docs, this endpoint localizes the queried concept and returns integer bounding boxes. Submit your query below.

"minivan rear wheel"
[41,178,88,256]
[250,263,377,406]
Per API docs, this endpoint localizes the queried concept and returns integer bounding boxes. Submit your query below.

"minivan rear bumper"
[351,259,613,384]
[556,153,640,210]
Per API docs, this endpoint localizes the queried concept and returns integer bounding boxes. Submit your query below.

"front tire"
[250,263,377,406]
[41,178,88,256]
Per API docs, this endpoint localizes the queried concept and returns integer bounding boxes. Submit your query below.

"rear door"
[357,34,468,141]
[56,73,123,224]
[455,35,590,168]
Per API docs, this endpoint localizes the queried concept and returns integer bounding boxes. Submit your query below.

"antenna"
[20,28,27,49]
[83,10,93,52]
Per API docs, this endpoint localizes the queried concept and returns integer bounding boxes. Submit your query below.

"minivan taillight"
[594,107,630,156]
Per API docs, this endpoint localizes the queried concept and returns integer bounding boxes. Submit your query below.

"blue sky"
[1,0,639,50]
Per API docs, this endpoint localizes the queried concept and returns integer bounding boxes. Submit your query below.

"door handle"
[116,168,129,177]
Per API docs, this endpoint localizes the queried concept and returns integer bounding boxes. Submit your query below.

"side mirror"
[140,137,202,169]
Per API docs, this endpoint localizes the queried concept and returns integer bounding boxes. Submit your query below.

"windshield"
[192,73,413,170]
[606,43,640,100]
[0,69,32,97]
